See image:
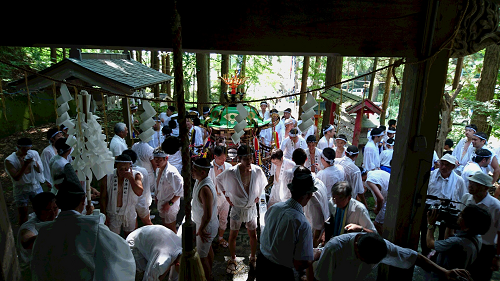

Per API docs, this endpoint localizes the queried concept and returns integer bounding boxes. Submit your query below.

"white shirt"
[314,233,418,281]
[426,169,467,205]
[156,163,184,206]
[5,150,44,196]
[106,170,142,228]
[363,140,380,171]
[461,162,482,188]
[131,141,155,175]
[41,144,57,185]
[379,148,394,167]
[168,149,183,174]
[260,198,314,268]
[147,130,164,149]
[216,164,268,223]
[473,145,498,175]
[259,110,270,120]
[32,210,135,281]
[192,177,219,233]
[317,136,334,150]
[366,170,390,223]
[209,160,233,207]
[48,155,69,193]
[126,225,182,281]
[452,138,475,174]
[281,136,308,160]
[316,164,345,200]
[337,156,364,197]
[305,147,324,172]
[328,198,377,233]
[188,126,204,153]
[109,135,128,157]
[460,193,500,245]
[259,127,273,146]
[17,214,42,270]
[269,158,296,206]
[304,178,330,231]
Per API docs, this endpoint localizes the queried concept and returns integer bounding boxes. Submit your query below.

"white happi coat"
[156,162,184,208]
[363,140,380,171]
[216,164,268,223]
[41,144,57,185]
[306,147,324,172]
[317,136,334,150]
[131,141,155,191]
[304,178,330,231]
[31,210,135,281]
[316,164,345,200]
[109,134,128,157]
[281,136,308,160]
[268,158,296,206]
[336,156,364,197]
[5,150,44,196]
[208,160,233,207]
[106,169,142,228]
[48,154,70,194]
[452,138,475,174]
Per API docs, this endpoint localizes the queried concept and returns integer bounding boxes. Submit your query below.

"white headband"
[371,131,385,137]
[154,152,168,157]
[323,125,334,134]
[193,162,213,169]
[335,137,347,142]
[115,160,133,163]
[346,151,359,156]
[387,129,396,134]
[466,126,477,132]
[289,132,298,137]
[321,153,335,165]
[51,131,62,139]
[473,133,487,141]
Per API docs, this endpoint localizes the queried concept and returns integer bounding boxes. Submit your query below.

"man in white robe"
[268,148,296,207]
[5,138,44,224]
[31,164,135,281]
[452,124,477,175]
[363,127,383,171]
[40,127,63,190]
[471,132,500,185]
[281,128,308,160]
[336,145,366,206]
[318,124,335,150]
[363,170,390,234]
[132,138,156,193]
[305,135,324,173]
[462,148,491,187]
[147,117,165,149]
[100,154,144,237]
[216,145,268,273]
[316,147,345,200]
[126,225,182,281]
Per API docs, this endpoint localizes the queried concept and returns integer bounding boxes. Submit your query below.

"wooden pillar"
[352,111,363,146]
[298,56,310,119]
[196,53,209,114]
[321,55,342,130]
[121,97,133,147]
[0,182,21,281]
[379,49,450,280]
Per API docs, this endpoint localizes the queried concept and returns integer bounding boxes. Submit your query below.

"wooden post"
[321,55,342,129]
[121,97,133,147]
[452,57,464,90]
[379,49,450,280]
[0,182,21,281]
[298,56,310,119]
[380,58,394,126]
[352,111,363,146]
[196,53,209,114]
[368,57,378,100]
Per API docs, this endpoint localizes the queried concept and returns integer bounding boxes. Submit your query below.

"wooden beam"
[379,49,450,280]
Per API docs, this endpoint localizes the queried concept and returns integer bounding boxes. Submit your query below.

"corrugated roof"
[67,57,173,89]
[320,86,362,106]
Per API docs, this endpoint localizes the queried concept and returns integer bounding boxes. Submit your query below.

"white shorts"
[230,216,257,231]
[136,195,152,219]
[158,200,180,224]
[196,222,217,258]
[107,211,137,234]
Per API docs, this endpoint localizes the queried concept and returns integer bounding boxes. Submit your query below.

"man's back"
[31,210,135,281]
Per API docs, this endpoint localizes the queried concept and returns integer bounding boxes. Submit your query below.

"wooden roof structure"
[10,50,173,95]
[320,86,361,107]
[346,98,382,115]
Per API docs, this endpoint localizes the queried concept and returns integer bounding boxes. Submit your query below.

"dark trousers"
[468,244,496,281]
[256,252,295,280]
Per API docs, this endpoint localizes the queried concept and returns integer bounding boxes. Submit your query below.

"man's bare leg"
[218,228,225,239]
[247,228,258,260]
[228,229,239,260]
[140,214,153,225]
[200,247,214,280]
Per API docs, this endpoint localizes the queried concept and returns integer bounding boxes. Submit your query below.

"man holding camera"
[460,171,500,281]
[421,154,467,256]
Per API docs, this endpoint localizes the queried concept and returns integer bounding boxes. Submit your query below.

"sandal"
[226,259,239,274]
[218,238,229,248]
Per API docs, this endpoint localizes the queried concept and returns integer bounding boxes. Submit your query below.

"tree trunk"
[220,54,230,102]
[312,56,322,98]
[196,53,209,113]
[166,54,172,99]
[380,58,394,126]
[471,44,500,133]
[151,50,160,99]
[368,57,378,100]
[298,56,310,119]
[452,57,464,90]
[321,55,343,132]
[435,84,462,157]
[50,48,57,65]
[239,55,247,92]
[136,50,142,64]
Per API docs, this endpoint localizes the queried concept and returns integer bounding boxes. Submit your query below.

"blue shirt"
[260,198,314,268]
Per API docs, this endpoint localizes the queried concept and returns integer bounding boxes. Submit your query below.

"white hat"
[439,153,457,165]
[468,171,493,187]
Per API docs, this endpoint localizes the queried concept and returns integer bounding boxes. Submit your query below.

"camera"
[427,195,461,229]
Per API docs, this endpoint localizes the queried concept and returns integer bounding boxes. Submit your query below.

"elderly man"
[17,192,58,278]
[268,148,296,207]
[110,122,129,157]
[305,135,323,173]
[452,124,477,175]
[191,157,219,279]
[154,148,184,233]
[208,146,233,247]
[336,145,366,206]
[32,164,135,281]
[257,166,319,280]
[363,127,384,171]
[420,153,467,256]
[460,171,500,281]
[316,147,345,200]
[100,154,144,237]
[324,181,376,243]
[5,137,44,224]
[313,232,472,281]
[318,125,335,150]
[40,127,63,190]
[216,145,268,273]
[471,132,500,185]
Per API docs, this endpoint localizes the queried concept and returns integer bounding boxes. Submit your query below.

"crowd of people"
[4,101,500,281]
